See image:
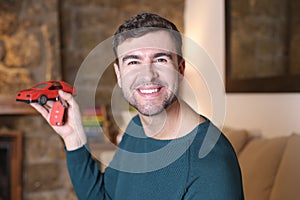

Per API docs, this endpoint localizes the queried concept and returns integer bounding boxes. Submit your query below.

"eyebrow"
[121,52,174,63]
[153,52,173,60]
[122,55,141,63]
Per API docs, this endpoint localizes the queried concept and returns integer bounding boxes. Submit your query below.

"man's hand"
[31,90,87,151]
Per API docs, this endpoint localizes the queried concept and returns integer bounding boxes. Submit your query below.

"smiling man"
[114,28,183,117]
[31,13,244,199]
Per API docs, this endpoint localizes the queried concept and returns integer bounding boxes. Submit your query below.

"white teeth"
[139,88,159,94]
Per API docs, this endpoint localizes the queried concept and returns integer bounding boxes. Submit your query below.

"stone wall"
[0,0,74,199]
[0,115,77,200]
[60,0,184,107]
[0,0,184,199]
[0,0,61,97]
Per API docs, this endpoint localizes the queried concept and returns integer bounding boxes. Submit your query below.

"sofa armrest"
[222,127,250,155]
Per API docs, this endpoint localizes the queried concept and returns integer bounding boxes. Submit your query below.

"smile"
[136,85,164,97]
[139,88,159,94]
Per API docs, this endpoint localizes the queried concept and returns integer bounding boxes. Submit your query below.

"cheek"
[120,69,139,88]
[162,68,180,83]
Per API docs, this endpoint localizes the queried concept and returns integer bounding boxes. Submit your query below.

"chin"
[129,96,178,116]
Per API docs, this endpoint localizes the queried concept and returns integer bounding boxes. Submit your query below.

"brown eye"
[128,61,139,65]
[155,58,167,63]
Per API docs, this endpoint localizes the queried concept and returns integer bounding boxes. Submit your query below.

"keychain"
[49,96,68,126]
[16,80,75,126]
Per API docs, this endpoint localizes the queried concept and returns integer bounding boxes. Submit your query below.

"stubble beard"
[123,83,179,117]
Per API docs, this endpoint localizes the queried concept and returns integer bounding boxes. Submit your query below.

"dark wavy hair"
[112,12,183,65]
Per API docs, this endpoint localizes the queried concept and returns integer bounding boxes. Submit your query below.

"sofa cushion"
[222,127,249,155]
[238,136,288,200]
[269,133,300,200]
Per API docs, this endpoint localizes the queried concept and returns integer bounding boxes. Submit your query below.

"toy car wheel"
[38,95,48,105]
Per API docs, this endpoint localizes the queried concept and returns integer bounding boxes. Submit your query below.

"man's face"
[114,31,185,116]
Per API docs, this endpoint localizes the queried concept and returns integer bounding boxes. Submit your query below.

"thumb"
[58,90,80,111]
[58,90,73,101]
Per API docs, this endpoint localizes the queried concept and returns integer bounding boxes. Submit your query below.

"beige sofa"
[223,128,300,200]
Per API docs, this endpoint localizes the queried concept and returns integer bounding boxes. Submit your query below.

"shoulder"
[184,122,244,199]
[189,121,241,179]
[193,120,236,160]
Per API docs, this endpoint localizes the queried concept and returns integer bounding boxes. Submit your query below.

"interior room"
[1,0,300,199]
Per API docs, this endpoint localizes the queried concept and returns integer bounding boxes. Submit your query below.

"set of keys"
[49,96,68,126]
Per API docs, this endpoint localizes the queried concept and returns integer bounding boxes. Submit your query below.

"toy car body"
[16,80,76,105]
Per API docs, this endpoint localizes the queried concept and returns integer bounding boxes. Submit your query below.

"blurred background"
[0,0,300,199]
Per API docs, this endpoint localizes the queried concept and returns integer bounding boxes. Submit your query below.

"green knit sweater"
[66,116,244,199]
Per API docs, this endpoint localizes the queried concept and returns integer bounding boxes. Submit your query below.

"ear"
[178,59,185,78]
[114,63,122,88]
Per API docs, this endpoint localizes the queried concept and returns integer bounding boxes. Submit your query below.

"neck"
[139,99,203,140]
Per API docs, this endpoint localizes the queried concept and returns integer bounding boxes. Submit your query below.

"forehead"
[116,31,178,58]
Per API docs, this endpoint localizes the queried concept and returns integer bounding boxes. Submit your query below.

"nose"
[143,63,158,80]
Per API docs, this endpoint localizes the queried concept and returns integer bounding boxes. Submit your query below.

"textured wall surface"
[0,0,61,97]
[0,0,184,199]
[229,0,300,79]
[60,0,184,105]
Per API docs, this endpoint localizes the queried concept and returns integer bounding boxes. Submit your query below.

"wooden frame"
[225,0,300,92]
[0,130,23,200]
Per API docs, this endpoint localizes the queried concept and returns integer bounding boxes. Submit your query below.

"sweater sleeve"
[183,134,244,200]
[66,146,106,200]
[182,172,244,200]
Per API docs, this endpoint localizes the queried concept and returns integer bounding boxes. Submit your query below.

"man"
[32,13,244,199]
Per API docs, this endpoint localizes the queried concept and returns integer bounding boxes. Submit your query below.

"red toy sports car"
[16,80,76,105]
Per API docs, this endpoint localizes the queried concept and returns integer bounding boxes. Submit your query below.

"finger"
[31,103,50,120]
[58,90,73,102]
[45,100,54,108]
[58,90,77,107]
